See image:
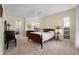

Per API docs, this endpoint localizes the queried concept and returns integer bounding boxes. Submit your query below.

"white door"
[15,20,22,34]
[0,17,4,55]
[15,19,25,36]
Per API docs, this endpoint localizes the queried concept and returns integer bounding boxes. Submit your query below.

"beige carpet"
[4,35,79,55]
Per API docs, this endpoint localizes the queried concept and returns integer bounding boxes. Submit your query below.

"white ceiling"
[4,4,78,18]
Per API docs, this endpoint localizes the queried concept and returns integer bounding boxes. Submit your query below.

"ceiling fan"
[27,8,42,18]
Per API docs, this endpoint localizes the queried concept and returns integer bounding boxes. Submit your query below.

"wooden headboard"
[43,29,55,32]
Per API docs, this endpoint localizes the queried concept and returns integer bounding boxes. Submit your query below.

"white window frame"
[64,17,70,27]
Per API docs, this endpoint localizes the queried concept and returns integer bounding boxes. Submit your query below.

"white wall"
[5,16,25,36]
[75,6,79,48]
[40,9,76,42]
[25,17,40,31]
[4,16,41,36]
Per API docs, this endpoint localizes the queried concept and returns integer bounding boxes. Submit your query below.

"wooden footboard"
[27,29,55,49]
[28,33,43,49]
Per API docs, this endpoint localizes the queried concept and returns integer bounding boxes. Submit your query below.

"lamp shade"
[55,29,62,33]
[55,29,59,33]
[7,24,11,26]
[55,26,62,34]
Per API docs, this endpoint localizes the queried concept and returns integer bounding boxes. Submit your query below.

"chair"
[5,31,17,49]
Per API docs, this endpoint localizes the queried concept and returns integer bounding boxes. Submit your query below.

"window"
[63,17,70,39]
[64,17,70,27]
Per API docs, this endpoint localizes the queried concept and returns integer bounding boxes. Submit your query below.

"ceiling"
[4,4,78,18]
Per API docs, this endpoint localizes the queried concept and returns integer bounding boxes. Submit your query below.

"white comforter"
[31,31,54,42]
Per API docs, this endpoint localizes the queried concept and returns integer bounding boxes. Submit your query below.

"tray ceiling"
[4,4,78,18]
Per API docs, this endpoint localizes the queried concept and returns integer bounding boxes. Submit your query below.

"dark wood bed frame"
[27,29,55,49]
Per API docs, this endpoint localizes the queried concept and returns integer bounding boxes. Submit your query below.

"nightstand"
[55,32,63,40]
[55,29,63,40]
[55,33,59,40]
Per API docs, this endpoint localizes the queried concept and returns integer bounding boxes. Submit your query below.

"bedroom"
[0,4,79,55]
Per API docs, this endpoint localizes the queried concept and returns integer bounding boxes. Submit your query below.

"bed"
[27,29,55,49]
